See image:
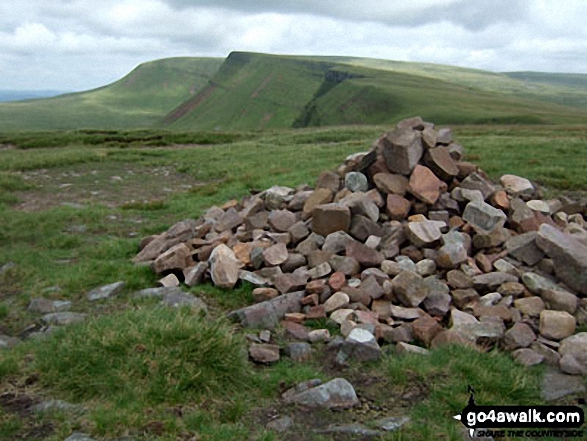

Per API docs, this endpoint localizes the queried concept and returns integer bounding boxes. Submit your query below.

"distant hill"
[0,57,223,130]
[1,52,587,131]
[0,90,67,102]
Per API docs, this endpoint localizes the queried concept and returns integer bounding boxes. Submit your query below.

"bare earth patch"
[13,163,200,212]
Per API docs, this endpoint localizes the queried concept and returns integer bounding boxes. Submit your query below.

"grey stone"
[228,291,305,329]
[513,296,543,317]
[392,271,429,307]
[274,272,308,294]
[42,312,87,326]
[435,231,469,270]
[540,289,579,314]
[473,272,517,292]
[133,220,196,263]
[349,215,382,242]
[209,244,240,289]
[238,270,271,286]
[283,378,359,409]
[503,323,536,350]
[133,286,183,299]
[160,292,207,312]
[338,328,381,362]
[327,255,359,276]
[500,174,534,198]
[214,207,243,232]
[324,292,350,313]
[381,128,424,175]
[64,433,96,441]
[422,277,451,316]
[152,243,191,274]
[266,416,294,432]
[268,209,296,233]
[157,273,179,287]
[559,333,587,375]
[505,232,544,266]
[460,172,496,200]
[32,399,85,414]
[265,186,294,210]
[0,335,20,349]
[342,192,380,222]
[396,342,429,355]
[345,172,369,192]
[28,298,71,314]
[322,231,354,254]
[184,262,208,286]
[406,220,443,247]
[536,224,587,295]
[315,424,382,437]
[512,348,544,366]
[263,243,289,266]
[539,310,576,340]
[284,342,313,362]
[462,200,507,234]
[541,369,586,401]
[249,343,280,364]
[522,272,558,294]
[86,281,125,301]
[531,342,561,367]
[377,416,411,432]
[296,232,325,255]
[416,259,436,277]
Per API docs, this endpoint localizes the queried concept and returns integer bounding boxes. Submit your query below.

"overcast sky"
[1,0,586,91]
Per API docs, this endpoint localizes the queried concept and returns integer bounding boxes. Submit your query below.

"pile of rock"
[135,116,587,376]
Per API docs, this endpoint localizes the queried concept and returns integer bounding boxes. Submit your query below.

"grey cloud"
[164,0,529,30]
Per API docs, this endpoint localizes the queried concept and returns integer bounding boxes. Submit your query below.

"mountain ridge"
[1,52,587,131]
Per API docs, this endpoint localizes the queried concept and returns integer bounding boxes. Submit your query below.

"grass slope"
[167,52,587,129]
[340,57,587,110]
[164,52,334,130]
[0,57,223,131]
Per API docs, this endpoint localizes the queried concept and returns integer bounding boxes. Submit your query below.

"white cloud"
[0,0,585,90]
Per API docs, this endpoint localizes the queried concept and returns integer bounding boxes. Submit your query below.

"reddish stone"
[306,305,327,319]
[373,173,409,196]
[316,171,341,193]
[491,190,510,211]
[303,188,334,215]
[475,253,492,273]
[345,241,384,267]
[408,165,443,205]
[456,162,478,179]
[301,293,320,306]
[449,216,465,229]
[282,320,311,340]
[284,313,305,323]
[412,315,443,347]
[386,194,411,220]
[312,203,351,236]
[424,147,459,181]
[329,272,347,291]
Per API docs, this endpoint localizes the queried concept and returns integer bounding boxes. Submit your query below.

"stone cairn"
[135,116,587,377]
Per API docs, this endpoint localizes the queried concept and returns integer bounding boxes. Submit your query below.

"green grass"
[3,52,587,131]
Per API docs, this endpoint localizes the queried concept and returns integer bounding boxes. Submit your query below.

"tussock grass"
[27,307,249,403]
[383,345,543,440]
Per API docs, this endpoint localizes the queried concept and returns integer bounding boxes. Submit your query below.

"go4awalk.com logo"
[453,386,585,438]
